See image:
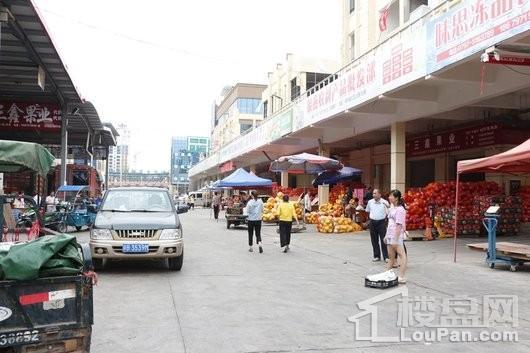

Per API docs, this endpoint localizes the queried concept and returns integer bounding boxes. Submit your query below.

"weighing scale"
[483,205,526,272]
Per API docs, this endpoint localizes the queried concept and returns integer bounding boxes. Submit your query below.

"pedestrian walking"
[384,189,408,284]
[277,194,299,253]
[189,195,195,210]
[212,192,221,220]
[365,189,389,262]
[246,191,264,253]
[303,192,312,214]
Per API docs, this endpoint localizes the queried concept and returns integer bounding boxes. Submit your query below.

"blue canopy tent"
[217,168,273,188]
[312,167,362,186]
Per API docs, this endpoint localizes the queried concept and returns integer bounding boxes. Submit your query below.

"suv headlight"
[160,228,182,240]
[91,228,112,240]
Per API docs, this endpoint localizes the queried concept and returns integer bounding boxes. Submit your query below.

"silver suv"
[90,187,184,271]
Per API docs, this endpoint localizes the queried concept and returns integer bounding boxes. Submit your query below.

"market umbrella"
[312,167,362,187]
[270,153,342,227]
[269,153,343,174]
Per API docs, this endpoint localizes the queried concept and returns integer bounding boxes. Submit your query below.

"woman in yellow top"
[277,195,300,253]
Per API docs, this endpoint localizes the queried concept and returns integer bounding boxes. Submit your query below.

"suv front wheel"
[168,251,183,271]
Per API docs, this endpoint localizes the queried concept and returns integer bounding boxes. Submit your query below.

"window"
[407,0,429,22]
[381,1,400,35]
[200,138,207,144]
[263,100,268,118]
[240,123,253,134]
[350,32,355,61]
[236,98,262,114]
[305,72,331,91]
[291,78,300,101]
[349,0,355,13]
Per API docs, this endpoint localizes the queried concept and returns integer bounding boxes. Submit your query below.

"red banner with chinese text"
[0,102,61,131]
[407,123,530,157]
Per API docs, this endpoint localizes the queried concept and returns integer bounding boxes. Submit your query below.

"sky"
[33,0,342,171]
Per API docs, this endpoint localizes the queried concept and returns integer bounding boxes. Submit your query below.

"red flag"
[379,7,389,32]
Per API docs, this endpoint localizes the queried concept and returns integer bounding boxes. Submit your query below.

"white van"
[188,191,212,208]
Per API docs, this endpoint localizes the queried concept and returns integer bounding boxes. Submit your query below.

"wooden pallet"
[467,242,530,261]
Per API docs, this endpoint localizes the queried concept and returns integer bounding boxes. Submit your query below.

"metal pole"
[453,172,460,263]
[105,146,109,191]
[60,112,68,186]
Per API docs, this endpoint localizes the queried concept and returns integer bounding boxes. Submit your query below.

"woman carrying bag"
[277,194,299,253]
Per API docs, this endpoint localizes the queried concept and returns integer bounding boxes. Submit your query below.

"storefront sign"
[427,0,530,73]
[219,108,294,163]
[407,123,528,157]
[268,108,293,141]
[219,161,235,173]
[295,19,427,130]
[0,102,61,131]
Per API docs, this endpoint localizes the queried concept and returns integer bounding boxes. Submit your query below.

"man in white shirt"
[13,191,25,209]
[46,191,59,212]
[365,189,389,262]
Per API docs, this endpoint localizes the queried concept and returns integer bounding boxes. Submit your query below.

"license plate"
[0,330,40,347]
[122,243,149,253]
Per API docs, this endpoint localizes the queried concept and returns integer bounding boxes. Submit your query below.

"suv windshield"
[101,190,173,212]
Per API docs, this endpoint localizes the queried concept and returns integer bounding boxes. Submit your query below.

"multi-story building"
[191,0,530,198]
[171,136,210,193]
[341,0,431,66]
[108,123,130,174]
[210,83,266,153]
[262,53,338,117]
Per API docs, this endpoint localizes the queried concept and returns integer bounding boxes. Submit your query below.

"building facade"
[190,0,530,197]
[210,83,266,153]
[171,136,209,193]
[108,123,130,174]
[262,53,338,118]
[341,0,432,66]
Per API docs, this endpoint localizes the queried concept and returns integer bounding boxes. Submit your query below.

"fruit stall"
[455,139,530,269]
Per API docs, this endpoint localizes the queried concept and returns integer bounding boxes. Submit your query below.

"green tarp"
[0,234,83,280]
[0,140,55,177]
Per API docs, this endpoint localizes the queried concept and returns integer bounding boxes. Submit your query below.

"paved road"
[75,209,530,353]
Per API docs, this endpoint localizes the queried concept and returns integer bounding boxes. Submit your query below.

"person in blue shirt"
[246,191,264,253]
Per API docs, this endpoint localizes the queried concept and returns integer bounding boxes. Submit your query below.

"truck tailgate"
[0,275,93,348]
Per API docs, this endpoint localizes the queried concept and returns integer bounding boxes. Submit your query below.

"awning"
[0,0,83,104]
[457,139,530,175]
[0,1,117,150]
